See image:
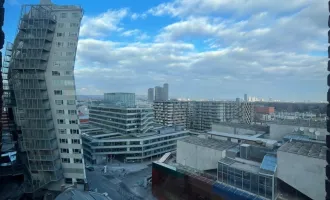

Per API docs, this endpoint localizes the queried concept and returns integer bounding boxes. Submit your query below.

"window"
[73,149,81,154]
[68,110,77,115]
[56,110,65,114]
[55,100,63,105]
[70,129,79,134]
[67,100,75,105]
[69,32,78,37]
[66,52,74,56]
[72,139,80,144]
[54,90,63,95]
[60,138,68,144]
[57,32,65,37]
[52,71,60,76]
[70,23,78,27]
[58,129,66,134]
[62,158,70,163]
[65,71,72,75]
[67,42,76,47]
[60,13,67,18]
[57,119,65,124]
[61,148,69,153]
[53,61,61,67]
[71,12,79,18]
[58,23,64,28]
[56,42,64,47]
[69,120,78,124]
[74,158,82,163]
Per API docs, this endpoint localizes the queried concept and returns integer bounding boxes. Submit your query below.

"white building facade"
[8,0,85,191]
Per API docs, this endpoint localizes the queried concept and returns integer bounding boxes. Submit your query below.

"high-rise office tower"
[8,0,85,192]
[148,88,154,102]
[244,94,248,102]
[104,92,135,107]
[163,83,169,101]
[155,86,163,101]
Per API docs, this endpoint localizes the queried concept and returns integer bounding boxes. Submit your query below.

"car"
[85,166,94,171]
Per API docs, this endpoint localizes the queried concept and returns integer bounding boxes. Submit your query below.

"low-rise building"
[81,125,189,163]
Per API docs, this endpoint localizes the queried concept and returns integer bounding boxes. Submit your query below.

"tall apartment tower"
[8,1,85,192]
[153,101,190,127]
[148,88,154,102]
[155,86,163,101]
[163,83,169,101]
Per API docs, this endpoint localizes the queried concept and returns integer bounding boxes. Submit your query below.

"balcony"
[16,73,45,80]
[24,140,57,150]
[24,130,56,140]
[30,163,61,172]
[28,152,60,161]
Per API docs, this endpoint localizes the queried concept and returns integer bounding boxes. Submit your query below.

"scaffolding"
[8,4,62,193]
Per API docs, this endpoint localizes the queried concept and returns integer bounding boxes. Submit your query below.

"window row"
[57,22,80,28]
[59,138,81,144]
[53,51,76,57]
[56,109,77,115]
[52,71,73,76]
[56,32,78,37]
[52,80,75,87]
[53,61,74,68]
[57,119,78,124]
[61,158,83,164]
[58,129,79,134]
[60,12,80,19]
[55,41,77,48]
[60,148,82,154]
[54,90,76,96]
[55,100,76,105]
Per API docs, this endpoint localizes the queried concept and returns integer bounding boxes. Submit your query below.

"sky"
[4,0,328,101]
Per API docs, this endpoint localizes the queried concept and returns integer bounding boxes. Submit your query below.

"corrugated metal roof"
[278,141,326,160]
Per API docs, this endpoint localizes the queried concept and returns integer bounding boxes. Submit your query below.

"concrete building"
[154,86,163,101]
[277,140,326,200]
[188,101,255,132]
[147,88,154,102]
[153,101,190,127]
[81,125,189,163]
[7,0,86,192]
[163,83,169,101]
[104,93,135,107]
[89,105,154,135]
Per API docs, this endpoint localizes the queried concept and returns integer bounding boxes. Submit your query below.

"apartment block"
[148,88,154,102]
[153,101,190,127]
[7,0,85,192]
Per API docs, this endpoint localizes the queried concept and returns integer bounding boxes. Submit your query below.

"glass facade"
[218,162,275,199]
[104,93,135,107]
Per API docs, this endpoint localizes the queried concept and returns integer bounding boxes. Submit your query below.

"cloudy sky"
[5,0,328,101]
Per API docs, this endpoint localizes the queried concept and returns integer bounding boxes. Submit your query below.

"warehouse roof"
[278,141,326,160]
[179,136,237,151]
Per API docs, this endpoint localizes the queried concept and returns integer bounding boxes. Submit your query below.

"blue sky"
[4,0,328,101]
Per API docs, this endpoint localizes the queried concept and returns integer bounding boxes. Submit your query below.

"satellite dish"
[309,128,315,133]
[299,127,304,132]
[294,127,298,132]
[315,131,320,136]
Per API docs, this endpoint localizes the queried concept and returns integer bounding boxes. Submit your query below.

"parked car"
[85,166,94,171]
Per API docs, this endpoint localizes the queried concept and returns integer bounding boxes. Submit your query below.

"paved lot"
[86,162,156,200]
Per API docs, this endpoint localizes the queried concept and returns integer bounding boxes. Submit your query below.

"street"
[86,162,156,200]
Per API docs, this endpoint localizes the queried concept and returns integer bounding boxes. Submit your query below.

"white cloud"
[131,13,147,20]
[80,8,129,37]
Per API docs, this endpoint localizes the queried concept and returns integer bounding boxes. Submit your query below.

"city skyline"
[4,0,327,102]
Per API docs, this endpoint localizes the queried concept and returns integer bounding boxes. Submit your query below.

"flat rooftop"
[278,141,326,160]
[208,131,278,145]
[179,136,237,151]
